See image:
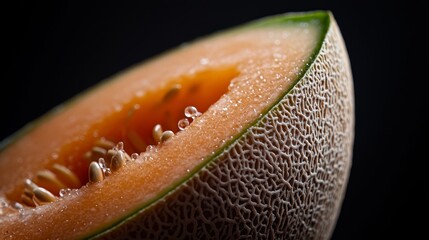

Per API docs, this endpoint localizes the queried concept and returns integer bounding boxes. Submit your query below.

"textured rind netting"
[102,19,354,240]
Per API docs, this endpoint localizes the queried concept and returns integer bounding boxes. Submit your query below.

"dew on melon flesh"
[0,11,354,240]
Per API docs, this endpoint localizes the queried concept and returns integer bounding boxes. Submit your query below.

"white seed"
[24,179,38,192]
[160,130,174,143]
[152,124,163,143]
[24,188,34,198]
[91,146,107,161]
[51,164,81,189]
[89,161,104,183]
[106,149,117,161]
[33,187,57,204]
[36,170,68,193]
[94,138,116,150]
[110,151,126,171]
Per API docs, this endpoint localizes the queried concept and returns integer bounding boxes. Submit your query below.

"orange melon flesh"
[1,15,324,238]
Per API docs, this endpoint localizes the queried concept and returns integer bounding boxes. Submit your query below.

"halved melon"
[0,11,354,239]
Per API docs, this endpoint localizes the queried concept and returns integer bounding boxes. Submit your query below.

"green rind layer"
[90,11,332,239]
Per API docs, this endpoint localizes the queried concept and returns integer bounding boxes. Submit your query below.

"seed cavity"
[12,104,205,210]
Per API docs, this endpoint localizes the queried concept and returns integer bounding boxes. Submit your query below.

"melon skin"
[99,13,354,240]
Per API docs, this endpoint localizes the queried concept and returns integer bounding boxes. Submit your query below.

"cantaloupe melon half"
[0,11,354,239]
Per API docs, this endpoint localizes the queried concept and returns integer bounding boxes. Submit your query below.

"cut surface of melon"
[0,11,353,240]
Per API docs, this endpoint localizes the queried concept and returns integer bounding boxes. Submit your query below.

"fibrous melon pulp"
[0,11,354,239]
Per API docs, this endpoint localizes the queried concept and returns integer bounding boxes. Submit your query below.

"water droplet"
[139,151,149,159]
[178,118,190,130]
[131,153,139,160]
[103,168,112,177]
[184,106,201,119]
[146,145,157,153]
[59,188,72,198]
[19,208,25,217]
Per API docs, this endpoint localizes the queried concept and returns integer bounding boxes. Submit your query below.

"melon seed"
[110,151,126,171]
[24,179,38,192]
[152,124,163,143]
[94,138,116,150]
[51,164,81,189]
[90,146,108,162]
[89,161,104,183]
[160,130,174,143]
[23,188,34,198]
[33,187,57,204]
[21,194,35,207]
[36,170,67,191]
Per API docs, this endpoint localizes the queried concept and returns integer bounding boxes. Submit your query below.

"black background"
[1,1,424,239]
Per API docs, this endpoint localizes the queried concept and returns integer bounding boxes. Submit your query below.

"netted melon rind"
[100,14,354,240]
